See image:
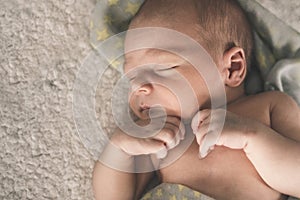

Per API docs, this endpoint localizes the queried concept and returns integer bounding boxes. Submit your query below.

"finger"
[191,109,211,132]
[193,120,210,146]
[178,120,185,140]
[136,138,166,155]
[154,124,178,149]
[199,130,219,158]
[174,132,181,147]
[156,148,168,159]
[164,122,184,149]
[137,138,168,159]
[166,130,181,150]
[145,116,180,135]
[149,115,180,126]
[166,117,185,141]
[165,116,181,127]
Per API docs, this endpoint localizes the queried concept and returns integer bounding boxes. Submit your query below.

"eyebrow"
[146,48,182,57]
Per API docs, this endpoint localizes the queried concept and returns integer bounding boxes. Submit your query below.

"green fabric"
[140,183,213,200]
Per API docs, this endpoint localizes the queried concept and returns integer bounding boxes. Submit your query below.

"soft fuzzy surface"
[256,0,300,32]
[1,0,95,199]
[0,0,299,199]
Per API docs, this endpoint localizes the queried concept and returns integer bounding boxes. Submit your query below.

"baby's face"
[124,49,212,121]
[122,2,227,122]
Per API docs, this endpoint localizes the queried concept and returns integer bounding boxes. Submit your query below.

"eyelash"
[158,66,179,71]
[129,77,136,81]
[128,66,180,81]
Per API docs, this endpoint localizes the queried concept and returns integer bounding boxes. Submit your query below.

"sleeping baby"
[93,0,300,199]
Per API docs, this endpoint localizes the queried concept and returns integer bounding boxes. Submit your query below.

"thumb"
[191,109,211,132]
[155,146,168,159]
[199,130,219,158]
[139,139,168,159]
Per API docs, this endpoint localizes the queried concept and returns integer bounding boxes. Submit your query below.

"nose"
[129,83,153,117]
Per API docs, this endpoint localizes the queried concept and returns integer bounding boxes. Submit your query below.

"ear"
[221,47,247,87]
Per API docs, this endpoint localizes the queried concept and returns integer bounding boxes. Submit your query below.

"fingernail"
[192,129,198,135]
[199,151,207,159]
[199,144,209,159]
[201,149,209,158]
[156,148,167,159]
[167,139,176,149]
[175,134,180,146]
[179,123,185,140]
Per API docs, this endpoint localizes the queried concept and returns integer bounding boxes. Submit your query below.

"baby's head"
[124,0,253,120]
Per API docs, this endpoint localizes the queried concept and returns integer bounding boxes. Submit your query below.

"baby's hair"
[195,0,253,68]
[130,0,253,68]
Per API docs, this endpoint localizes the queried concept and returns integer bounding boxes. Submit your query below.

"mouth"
[139,105,169,118]
[139,105,150,115]
[138,105,183,122]
[139,104,150,111]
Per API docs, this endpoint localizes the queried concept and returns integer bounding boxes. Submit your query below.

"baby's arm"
[245,119,300,197]
[245,92,300,197]
[93,151,154,200]
[93,116,184,199]
[192,92,300,197]
[93,159,136,200]
[269,91,300,141]
[92,135,158,200]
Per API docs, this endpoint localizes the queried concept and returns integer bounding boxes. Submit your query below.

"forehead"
[122,27,214,74]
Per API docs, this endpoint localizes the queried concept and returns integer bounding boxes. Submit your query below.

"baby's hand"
[111,116,185,159]
[191,109,253,158]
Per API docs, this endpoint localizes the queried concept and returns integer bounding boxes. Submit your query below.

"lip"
[137,105,150,119]
[141,108,150,115]
[140,104,150,110]
[139,105,150,112]
[138,106,182,122]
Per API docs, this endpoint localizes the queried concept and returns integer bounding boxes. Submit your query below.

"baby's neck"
[226,87,246,106]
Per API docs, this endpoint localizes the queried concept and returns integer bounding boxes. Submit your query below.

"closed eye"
[154,66,180,78]
[129,76,136,81]
[157,66,179,71]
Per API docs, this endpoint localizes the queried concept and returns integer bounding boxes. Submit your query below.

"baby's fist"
[191,109,250,158]
[191,109,222,158]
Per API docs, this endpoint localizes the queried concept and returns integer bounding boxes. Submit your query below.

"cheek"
[161,80,200,118]
[152,85,179,105]
[178,70,211,113]
[128,92,138,114]
[192,78,209,97]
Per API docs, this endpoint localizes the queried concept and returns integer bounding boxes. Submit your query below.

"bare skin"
[159,92,286,200]
[93,46,300,200]
[94,90,300,200]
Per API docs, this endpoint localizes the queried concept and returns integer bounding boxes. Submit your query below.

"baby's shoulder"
[232,91,281,108]
[241,91,297,119]
[229,91,294,114]
[249,91,294,107]
[228,91,293,112]
[228,91,293,126]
